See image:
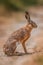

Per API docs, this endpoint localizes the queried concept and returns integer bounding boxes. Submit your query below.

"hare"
[3,11,37,56]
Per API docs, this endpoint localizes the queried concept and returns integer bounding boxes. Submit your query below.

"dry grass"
[34,55,43,65]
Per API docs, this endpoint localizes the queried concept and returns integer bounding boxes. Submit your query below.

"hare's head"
[25,11,37,28]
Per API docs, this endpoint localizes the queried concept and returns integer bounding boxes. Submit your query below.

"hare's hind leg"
[22,43,27,54]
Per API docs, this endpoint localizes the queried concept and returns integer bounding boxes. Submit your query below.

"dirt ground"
[0,7,43,65]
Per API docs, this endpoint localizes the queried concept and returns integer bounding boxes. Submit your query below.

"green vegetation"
[0,0,43,11]
[20,0,37,6]
[0,0,22,11]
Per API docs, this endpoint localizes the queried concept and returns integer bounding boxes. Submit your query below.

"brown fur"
[3,11,37,56]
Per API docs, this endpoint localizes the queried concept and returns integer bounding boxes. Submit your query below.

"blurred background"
[0,0,43,65]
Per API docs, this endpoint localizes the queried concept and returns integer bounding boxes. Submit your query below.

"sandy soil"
[0,7,43,65]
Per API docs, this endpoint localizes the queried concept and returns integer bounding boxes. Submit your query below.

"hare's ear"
[25,11,30,22]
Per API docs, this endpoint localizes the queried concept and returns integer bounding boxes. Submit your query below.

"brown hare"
[3,11,37,56]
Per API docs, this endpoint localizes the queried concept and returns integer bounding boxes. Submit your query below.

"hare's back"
[10,28,30,41]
